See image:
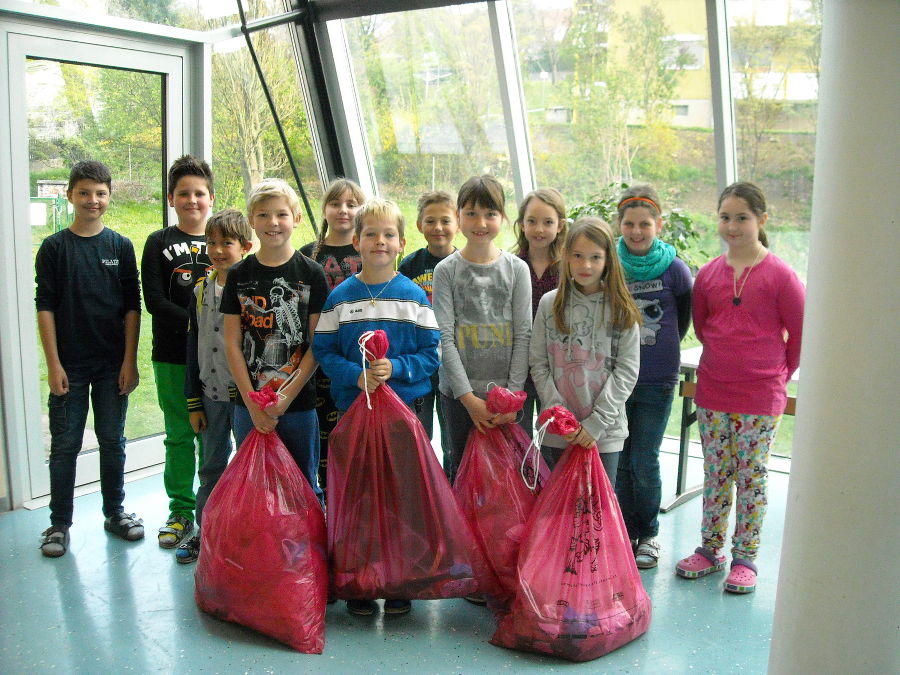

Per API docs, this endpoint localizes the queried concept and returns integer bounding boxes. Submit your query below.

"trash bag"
[195,386,327,654]
[453,385,551,613]
[491,406,651,662]
[327,329,483,600]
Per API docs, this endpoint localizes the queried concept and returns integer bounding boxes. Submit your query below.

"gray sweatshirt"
[433,250,532,398]
[529,287,640,450]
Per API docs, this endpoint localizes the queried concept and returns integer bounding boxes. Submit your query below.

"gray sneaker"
[635,537,660,569]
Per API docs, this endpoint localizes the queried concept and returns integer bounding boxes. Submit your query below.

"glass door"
[6,31,184,500]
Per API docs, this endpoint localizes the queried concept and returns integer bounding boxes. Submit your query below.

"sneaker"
[346,599,378,616]
[383,599,411,615]
[724,558,758,594]
[175,535,201,564]
[40,525,69,558]
[635,537,660,569]
[158,515,193,549]
[104,512,145,541]
[676,546,726,579]
[464,594,487,606]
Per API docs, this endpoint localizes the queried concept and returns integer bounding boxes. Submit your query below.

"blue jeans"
[233,405,322,502]
[194,396,236,528]
[615,383,675,539]
[47,363,128,527]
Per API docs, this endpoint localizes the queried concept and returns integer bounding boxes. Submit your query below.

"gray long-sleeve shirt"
[432,251,532,399]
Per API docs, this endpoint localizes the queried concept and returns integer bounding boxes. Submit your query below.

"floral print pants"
[697,408,781,561]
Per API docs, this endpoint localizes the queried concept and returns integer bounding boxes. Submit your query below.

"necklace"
[731,247,766,306]
[359,272,397,306]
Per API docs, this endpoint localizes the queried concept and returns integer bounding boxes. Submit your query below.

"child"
[313,197,440,616]
[675,182,804,594]
[529,217,641,485]
[432,175,532,484]
[511,188,567,438]
[614,185,693,569]
[398,190,459,446]
[142,155,214,549]
[35,160,143,557]
[300,178,366,492]
[221,179,328,501]
[176,209,253,564]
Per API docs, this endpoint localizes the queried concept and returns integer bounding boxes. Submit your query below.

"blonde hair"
[512,188,568,270]
[247,179,301,219]
[206,208,252,245]
[354,197,405,238]
[416,190,455,223]
[553,216,641,334]
[311,178,366,259]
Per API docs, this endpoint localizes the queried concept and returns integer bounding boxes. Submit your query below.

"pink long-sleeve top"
[693,252,805,416]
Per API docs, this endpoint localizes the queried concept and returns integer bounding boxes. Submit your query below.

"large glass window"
[342,4,515,235]
[728,0,820,281]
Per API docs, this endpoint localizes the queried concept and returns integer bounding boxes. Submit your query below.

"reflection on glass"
[211,23,322,249]
[343,5,514,216]
[27,59,165,450]
[728,0,819,280]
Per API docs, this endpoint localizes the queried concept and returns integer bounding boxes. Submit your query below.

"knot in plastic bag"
[538,405,580,437]
[486,386,527,415]
[359,329,389,361]
[248,385,279,411]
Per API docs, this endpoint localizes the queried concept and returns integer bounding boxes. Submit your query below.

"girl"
[675,182,804,594]
[614,185,693,569]
[529,217,641,484]
[432,175,532,485]
[300,178,366,492]
[512,188,567,438]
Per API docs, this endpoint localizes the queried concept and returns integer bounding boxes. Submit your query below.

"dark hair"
[68,160,112,191]
[617,184,662,221]
[511,188,567,266]
[457,175,506,215]
[206,208,252,245]
[311,178,366,259]
[167,155,214,197]
[718,181,768,247]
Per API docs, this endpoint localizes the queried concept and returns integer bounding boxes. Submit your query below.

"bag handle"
[358,330,377,410]
[521,414,553,492]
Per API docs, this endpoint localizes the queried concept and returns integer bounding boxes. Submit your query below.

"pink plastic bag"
[491,406,651,661]
[453,386,551,612]
[195,387,327,653]
[327,330,484,600]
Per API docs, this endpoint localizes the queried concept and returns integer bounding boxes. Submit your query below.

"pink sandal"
[676,547,726,579]
[724,558,758,593]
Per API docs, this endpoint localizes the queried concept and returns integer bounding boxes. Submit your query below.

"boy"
[221,179,327,500]
[398,190,458,447]
[175,209,253,564]
[142,155,214,550]
[313,197,440,616]
[35,160,143,557]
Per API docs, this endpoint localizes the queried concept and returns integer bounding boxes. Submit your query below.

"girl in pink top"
[675,182,804,594]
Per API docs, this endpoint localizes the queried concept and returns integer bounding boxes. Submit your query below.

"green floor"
[0,442,788,674]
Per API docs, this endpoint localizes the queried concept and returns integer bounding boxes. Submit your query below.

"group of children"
[36,155,804,607]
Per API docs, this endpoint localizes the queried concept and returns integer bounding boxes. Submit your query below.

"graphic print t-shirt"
[399,247,452,305]
[141,226,211,363]
[221,252,328,412]
[300,241,361,292]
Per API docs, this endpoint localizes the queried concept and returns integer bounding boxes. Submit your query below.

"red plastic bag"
[195,387,327,653]
[327,330,483,600]
[491,406,652,662]
[453,386,551,612]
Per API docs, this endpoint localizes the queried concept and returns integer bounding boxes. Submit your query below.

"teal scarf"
[617,237,676,282]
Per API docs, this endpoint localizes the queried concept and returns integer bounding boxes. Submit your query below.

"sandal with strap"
[676,546,726,579]
[724,558,758,594]
[158,515,193,549]
[40,525,70,558]
[104,512,145,541]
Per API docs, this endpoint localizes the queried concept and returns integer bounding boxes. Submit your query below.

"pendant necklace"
[360,272,397,306]
[731,247,765,306]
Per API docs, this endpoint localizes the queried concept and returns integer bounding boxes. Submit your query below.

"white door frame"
[1,14,208,506]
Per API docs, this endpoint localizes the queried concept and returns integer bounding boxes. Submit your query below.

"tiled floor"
[0,441,789,674]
